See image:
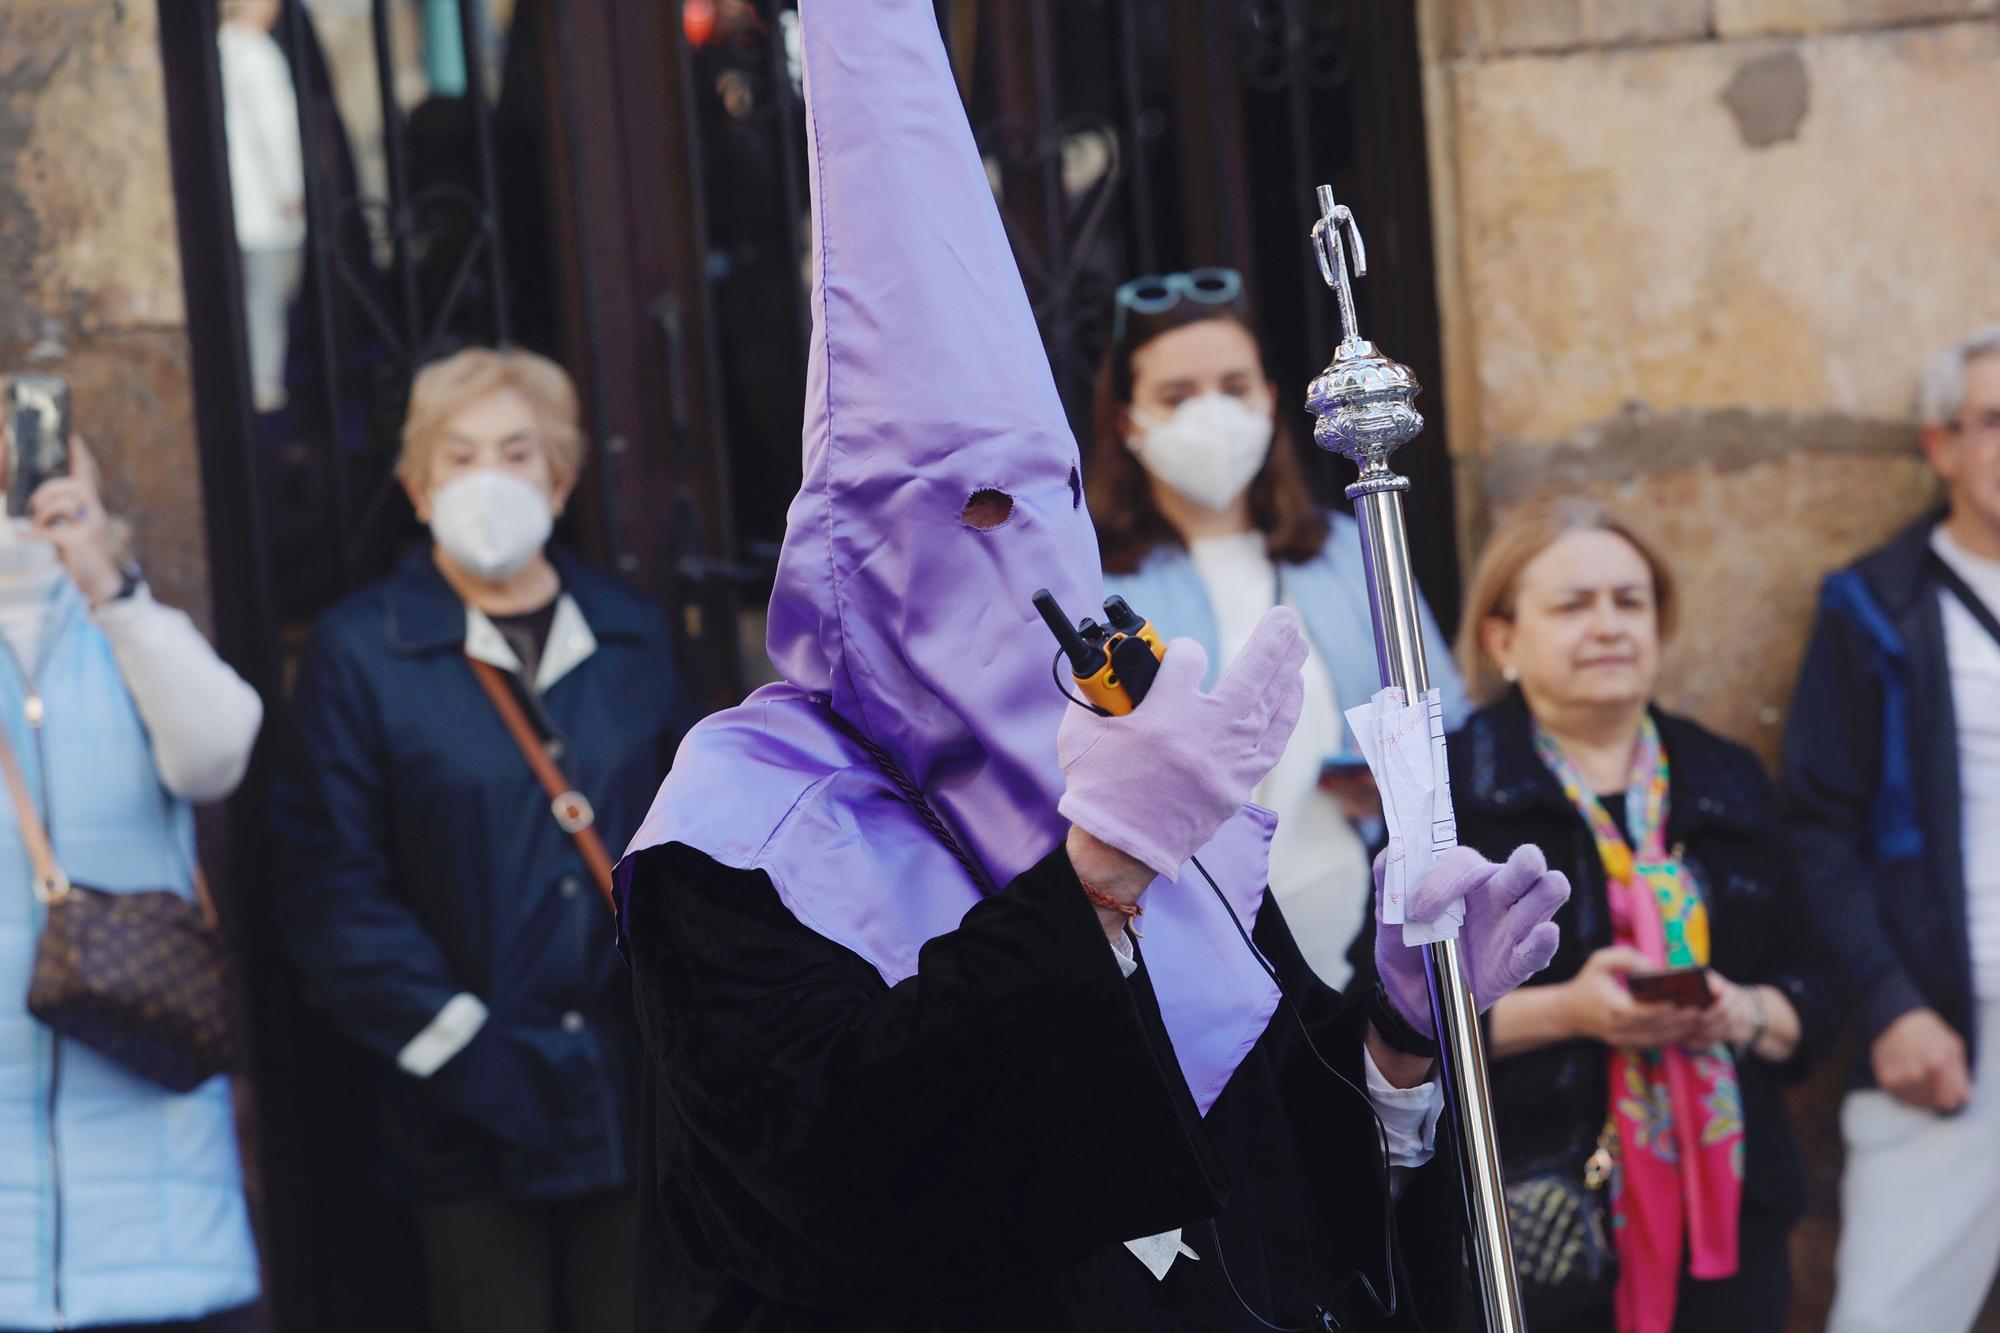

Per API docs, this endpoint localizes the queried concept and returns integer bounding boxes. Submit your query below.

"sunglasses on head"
[1111,268,1245,346]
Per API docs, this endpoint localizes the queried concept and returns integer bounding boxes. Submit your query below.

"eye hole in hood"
[961,488,1015,530]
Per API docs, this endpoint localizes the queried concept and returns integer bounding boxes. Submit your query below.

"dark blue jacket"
[270,546,691,1201]
[1781,510,1972,1084]
[1450,692,1839,1255]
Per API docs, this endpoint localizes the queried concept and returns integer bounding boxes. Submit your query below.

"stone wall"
[1417,2,2000,1327]
[1421,1,1998,757]
[0,0,211,627]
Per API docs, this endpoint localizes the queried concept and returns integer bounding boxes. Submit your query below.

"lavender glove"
[1375,844,1568,1036]
[1057,606,1308,880]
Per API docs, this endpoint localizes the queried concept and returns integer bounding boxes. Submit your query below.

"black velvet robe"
[624,840,1464,1331]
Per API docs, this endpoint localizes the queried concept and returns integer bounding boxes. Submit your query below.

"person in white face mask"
[269,348,694,1333]
[1089,272,1470,988]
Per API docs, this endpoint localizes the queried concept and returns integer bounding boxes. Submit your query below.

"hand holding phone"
[5,374,72,518]
[1626,965,1716,1010]
[20,434,124,607]
[1319,750,1371,780]
[1318,751,1382,820]
[1563,946,1709,1049]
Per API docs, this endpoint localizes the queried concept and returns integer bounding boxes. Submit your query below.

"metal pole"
[455,0,513,344]
[1305,186,1524,1332]
[369,0,427,355]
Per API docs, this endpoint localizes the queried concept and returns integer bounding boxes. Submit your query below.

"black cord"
[1189,854,1411,1331]
[1050,648,1111,716]
[1203,1213,1329,1332]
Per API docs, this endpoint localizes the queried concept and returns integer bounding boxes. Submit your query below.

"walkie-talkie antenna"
[1101,595,1145,635]
[1032,589,1097,675]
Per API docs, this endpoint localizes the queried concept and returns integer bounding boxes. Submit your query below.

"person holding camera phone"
[0,397,265,1330]
[1422,497,1838,1332]
[1086,282,1468,989]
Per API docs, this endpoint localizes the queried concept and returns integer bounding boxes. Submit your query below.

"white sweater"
[0,547,263,804]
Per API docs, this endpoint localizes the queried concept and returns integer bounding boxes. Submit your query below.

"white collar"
[464,593,598,694]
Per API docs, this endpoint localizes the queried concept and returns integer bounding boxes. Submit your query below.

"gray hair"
[1919,323,2000,428]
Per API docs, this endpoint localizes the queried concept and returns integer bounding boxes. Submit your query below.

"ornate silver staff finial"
[1304,186,1424,483]
[1312,184,1367,350]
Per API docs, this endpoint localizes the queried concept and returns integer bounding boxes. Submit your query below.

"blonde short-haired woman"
[1442,496,1837,1332]
[271,347,693,1333]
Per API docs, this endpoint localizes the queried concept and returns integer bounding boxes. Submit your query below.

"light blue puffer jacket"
[0,580,258,1330]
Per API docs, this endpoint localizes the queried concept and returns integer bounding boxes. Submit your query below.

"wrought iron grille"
[694,0,1459,629]
[236,0,530,626]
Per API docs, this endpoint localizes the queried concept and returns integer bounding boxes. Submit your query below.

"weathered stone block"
[1715,0,1998,38]
[1447,0,1588,56]
[1591,0,1714,47]
[1439,0,1711,55]
[1446,22,2000,449]
[0,1,183,349]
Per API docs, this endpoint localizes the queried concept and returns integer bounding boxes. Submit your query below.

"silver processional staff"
[1306,184,1527,1333]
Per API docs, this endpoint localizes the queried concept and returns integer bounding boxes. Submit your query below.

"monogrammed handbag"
[4,711,238,1093]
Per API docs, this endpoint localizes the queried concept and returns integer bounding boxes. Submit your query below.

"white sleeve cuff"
[87,582,156,630]
[1363,1044,1445,1170]
[1109,931,1138,979]
[396,993,490,1078]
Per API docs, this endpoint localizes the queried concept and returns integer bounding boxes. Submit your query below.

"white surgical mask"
[1127,392,1275,511]
[429,470,554,581]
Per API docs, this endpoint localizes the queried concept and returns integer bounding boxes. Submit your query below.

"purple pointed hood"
[620,0,1279,1116]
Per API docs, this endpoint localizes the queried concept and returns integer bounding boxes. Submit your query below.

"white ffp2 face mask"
[429,470,554,581]
[1127,392,1276,512]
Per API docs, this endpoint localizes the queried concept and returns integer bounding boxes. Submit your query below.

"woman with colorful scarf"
[1445,497,1839,1332]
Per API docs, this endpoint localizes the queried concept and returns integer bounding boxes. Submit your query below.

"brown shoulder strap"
[468,658,617,911]
[191,864,221,926]
[1934,553,2000,653]
[0,709,222,923]
[0,715,66,900]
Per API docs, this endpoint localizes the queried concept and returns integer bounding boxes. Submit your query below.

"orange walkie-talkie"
[1033,589,1167,715]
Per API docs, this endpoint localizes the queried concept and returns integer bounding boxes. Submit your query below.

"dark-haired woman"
[1091,272,1468,987]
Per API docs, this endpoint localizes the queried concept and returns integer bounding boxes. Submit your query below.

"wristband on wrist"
[1369,980,1439,1059]
[110,562,143,603]
[1077,879,1143,934]
[1738,985,1769,1060]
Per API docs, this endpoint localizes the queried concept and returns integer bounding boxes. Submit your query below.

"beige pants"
[1828,998,2000,1333]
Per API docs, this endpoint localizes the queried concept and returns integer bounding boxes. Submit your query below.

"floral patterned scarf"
[1534,716,1743,1333]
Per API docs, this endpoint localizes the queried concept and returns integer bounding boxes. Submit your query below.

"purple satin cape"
[617,0,1280,1117]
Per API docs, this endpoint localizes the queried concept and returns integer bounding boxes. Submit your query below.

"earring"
[1501,664,1520,683]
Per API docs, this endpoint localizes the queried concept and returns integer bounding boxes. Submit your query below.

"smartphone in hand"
[1320,749,1372,781]
[1627,965,1714,1009]
[5,374,71,518]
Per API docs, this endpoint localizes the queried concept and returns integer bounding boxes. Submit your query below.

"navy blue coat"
[271,546,691,1201]
[1781,510,1975,1083]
